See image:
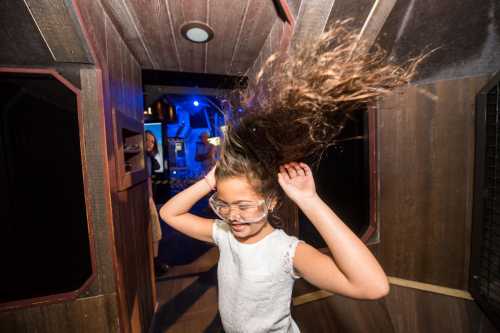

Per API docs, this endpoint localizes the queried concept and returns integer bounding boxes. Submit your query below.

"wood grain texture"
[0,0,54,66]
[73,0,107,67]
[377,76,489,289]
[289,0,335,53]
[285,0,302,18]
[293,293,395,332]
[98,0,155,68]
[374,0,500,82]
[356,0,397,52]
[113,182,155,333]
[230,0,278,75]
[325,0,374,31]
[206,0,249,74]
[72,2,156,331]
[93,0,286,74]
[167,0,208,73]
[120,0,178,70]
[384,285,498,333]
[0,294,119,333]
[79,68,117,297]
[23,0,92,63]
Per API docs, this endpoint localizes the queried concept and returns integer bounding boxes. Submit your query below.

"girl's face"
[215,176,274,243]
[146,133,155,153]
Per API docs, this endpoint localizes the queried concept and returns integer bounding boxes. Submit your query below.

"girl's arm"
[278,163,389,300]
[159,168,216,243]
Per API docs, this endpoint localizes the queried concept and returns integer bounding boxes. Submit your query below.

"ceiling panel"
[99,0,280,75]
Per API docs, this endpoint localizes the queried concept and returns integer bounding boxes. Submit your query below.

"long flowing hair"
[215,21,425,228]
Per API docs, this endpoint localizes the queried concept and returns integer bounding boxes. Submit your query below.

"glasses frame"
[208,193,270,224]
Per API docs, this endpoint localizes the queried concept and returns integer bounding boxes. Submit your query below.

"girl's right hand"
[278,162,317,203]
[204,165,217,190]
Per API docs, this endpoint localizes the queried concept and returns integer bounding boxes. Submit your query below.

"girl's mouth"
[231,223,249,232]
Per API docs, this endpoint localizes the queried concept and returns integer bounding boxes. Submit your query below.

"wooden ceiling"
[2,0,498,83]
[99,0,283,75]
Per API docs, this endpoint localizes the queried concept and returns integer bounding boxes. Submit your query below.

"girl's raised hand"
[204,165,217,190]
[277,162,317,203]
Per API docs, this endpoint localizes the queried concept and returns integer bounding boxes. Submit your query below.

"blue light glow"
[193,100,199,107]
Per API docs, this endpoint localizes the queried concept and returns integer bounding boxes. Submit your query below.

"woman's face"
[215,176,273,242]
[146,133,155,153]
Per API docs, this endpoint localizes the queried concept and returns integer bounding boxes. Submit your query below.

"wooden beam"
[289,0,336,53]
[292,276,473,308]
[388,276,474,300]
[144,85,232,107]
[272,0,295,25]
[23,0,92,63]
[98,0,157,68]
[356,0,397,51]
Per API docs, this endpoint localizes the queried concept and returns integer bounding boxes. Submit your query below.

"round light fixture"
[181,21,214,44]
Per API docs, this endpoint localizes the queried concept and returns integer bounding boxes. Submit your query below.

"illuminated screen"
[145,122,164,173]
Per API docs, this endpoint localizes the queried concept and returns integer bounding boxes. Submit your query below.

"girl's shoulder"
[212,219,230,245]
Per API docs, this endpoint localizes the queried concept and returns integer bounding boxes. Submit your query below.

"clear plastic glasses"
[208,193,269,224]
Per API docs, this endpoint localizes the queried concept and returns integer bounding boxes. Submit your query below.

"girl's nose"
[228,207,241,222]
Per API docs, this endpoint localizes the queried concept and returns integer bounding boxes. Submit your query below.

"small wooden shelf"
[113,109,147,191]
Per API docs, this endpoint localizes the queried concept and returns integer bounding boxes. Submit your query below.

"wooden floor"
[150,245,499,333]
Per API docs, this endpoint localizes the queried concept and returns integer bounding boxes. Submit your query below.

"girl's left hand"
[278,162,317,203]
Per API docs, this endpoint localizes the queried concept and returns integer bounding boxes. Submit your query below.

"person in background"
[145,130,169,277]
[195,131,216,175]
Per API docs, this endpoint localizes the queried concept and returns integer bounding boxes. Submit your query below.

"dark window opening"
[471,73,500,331]
[299,108,371,247]
[0,72,92,306]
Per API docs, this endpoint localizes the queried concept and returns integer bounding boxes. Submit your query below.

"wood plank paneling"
[325,0,374,31]
[120,0,178,70]
[375,0,500,82]
[98,0,155,68]
[74,0,107,67]
[0,0,54,66]
[167,0,208,73]
[285,0,302,18]
[79,68,118,297]
[73,2,156,332]
[291,284,498,333]
[289,0,335,53]
[95,0,285,75]
[230,0,278,75]
[377,76,488,289]
[113,182,155,333]
[23,0,92,63]
[383,285,498,333]
[292,293,395,332]
[0,294,119,333]
[207,0,248,74]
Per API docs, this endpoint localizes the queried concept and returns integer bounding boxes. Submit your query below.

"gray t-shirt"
[212,220,301,333]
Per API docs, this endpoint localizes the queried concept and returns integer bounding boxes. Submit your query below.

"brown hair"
[215,21,424,228]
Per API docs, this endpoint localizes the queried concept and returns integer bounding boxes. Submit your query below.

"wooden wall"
[377,76,488,289]
[74,1,155,332]
[292,283,498,333]
[291,76,498,333]
[1,0,153,331]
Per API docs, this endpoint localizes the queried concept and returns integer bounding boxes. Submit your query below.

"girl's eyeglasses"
[208,193,270,224]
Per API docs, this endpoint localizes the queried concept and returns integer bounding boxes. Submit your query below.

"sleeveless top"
[212,220,301,333]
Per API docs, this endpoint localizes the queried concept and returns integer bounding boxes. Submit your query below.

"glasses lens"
[209,195,267,223]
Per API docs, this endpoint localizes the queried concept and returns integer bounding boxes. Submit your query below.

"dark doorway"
[0,72,92,307]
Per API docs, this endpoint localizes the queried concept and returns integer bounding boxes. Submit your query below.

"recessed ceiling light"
[181,21,214,43]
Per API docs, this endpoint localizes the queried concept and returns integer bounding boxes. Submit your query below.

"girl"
[160,22,420,332]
